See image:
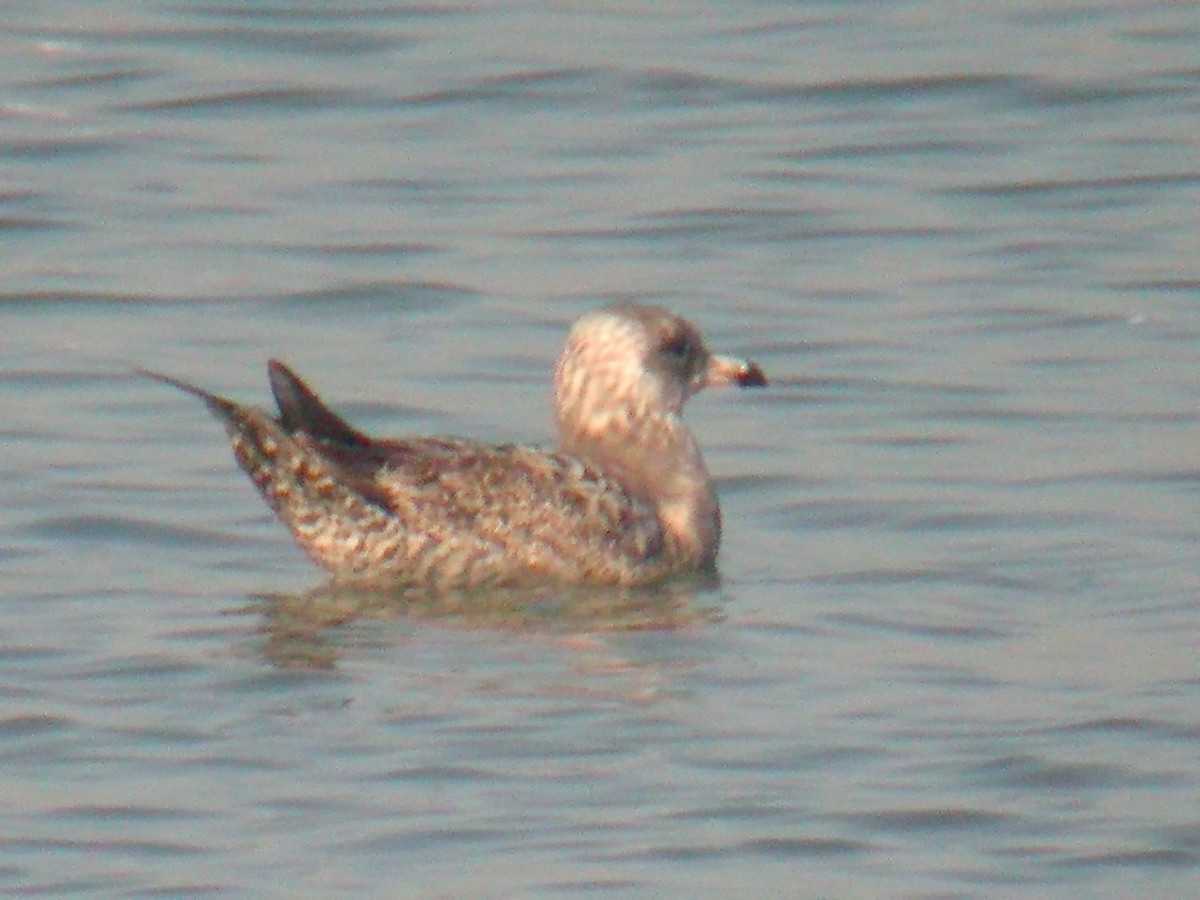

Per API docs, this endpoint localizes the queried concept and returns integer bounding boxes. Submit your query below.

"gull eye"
[659,332,691,360]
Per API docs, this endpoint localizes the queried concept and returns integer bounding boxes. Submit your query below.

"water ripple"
[3,1,1199,896]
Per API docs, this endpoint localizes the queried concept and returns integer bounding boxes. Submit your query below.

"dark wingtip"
[267,358,367,446]
[266,358,299,392]
[736,361,768,388]
[267,358,310,433]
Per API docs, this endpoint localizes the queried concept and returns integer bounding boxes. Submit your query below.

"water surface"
[2,1,1199,896]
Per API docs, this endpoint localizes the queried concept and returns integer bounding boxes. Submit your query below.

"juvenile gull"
[143,304,766,589]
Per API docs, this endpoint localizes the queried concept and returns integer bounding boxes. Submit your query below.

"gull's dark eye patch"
[659,331,691,359]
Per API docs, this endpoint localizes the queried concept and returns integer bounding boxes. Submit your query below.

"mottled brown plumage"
[143,303,766,589]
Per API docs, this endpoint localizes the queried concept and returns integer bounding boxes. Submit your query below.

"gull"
[143,303,766,589]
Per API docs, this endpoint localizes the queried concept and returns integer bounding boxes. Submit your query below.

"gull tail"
[136,368,242,424]
[138,366,299,511]
[138,364,394,576]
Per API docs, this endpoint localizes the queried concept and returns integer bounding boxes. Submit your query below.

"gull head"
[553,303,766,455]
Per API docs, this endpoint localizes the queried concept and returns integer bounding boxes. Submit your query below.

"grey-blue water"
[4,2,1199,896]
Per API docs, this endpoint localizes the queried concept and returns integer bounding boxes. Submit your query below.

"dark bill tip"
[735,361,768,388]
[706,354,769,389]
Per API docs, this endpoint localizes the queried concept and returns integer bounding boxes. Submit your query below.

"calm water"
[3,1,1200,896]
